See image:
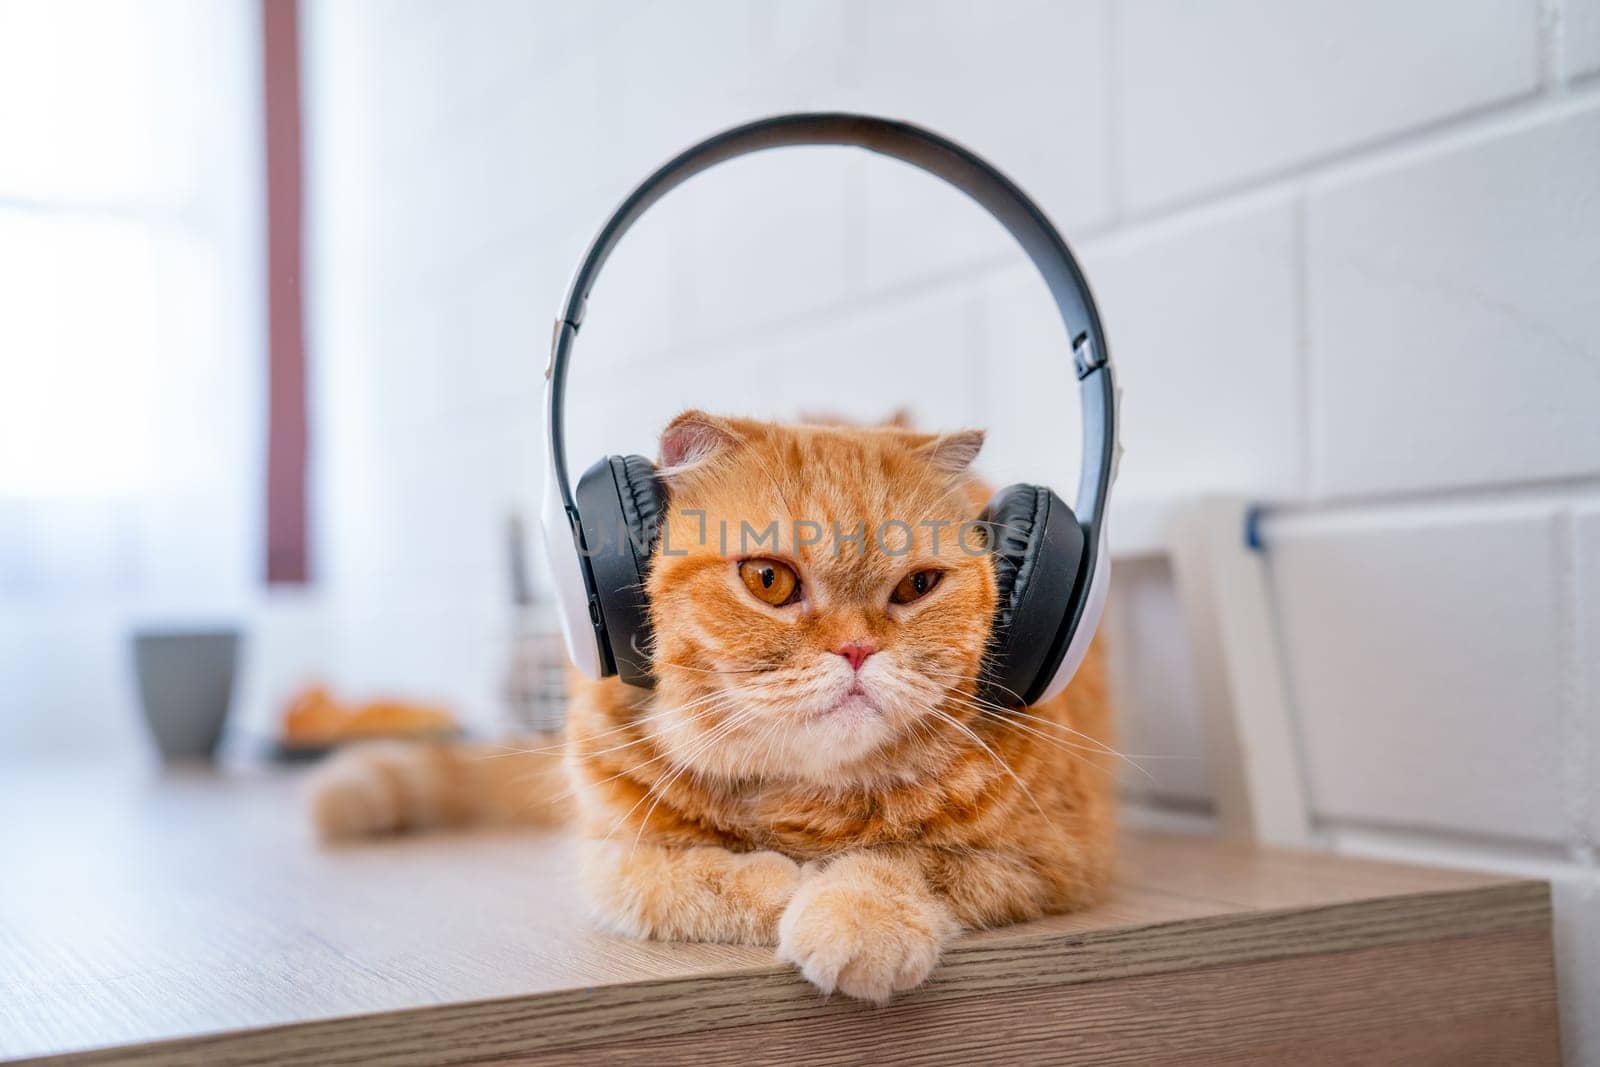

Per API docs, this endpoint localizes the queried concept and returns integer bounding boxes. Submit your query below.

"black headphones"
[541,113,1118,708]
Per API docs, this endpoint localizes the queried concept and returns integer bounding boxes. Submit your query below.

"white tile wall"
[301,4,1600,1049]
[1116,0,1540,211]
[977,194,1305,505]
[1267,503,1568,843]
[1083,197,1304,499]
[609,3,779,173]
[670,148,863,351]
[1569,0,1600,80]
[857,155,1017,295]
[1306,102,1600,499]
[972,262,1086,495]
[565,210,686,383]
[761,282,985,431]
[851,0,1113,259]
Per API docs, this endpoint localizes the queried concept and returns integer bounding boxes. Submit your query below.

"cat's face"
[643,412,997,782]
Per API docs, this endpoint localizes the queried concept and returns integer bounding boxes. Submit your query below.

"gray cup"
[132,629,242,762]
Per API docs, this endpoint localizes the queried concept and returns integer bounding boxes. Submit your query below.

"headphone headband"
[545,112,1115,530]
[542,113,1117,701]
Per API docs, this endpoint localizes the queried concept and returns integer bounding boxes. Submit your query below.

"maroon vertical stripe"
[262,0,309,584]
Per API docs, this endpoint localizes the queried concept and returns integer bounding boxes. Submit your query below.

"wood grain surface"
[0,765,1560,1066]
[521,931,1560,1066]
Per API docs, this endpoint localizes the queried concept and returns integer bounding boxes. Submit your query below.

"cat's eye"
[890,568,943,605]
[738,558,800,607]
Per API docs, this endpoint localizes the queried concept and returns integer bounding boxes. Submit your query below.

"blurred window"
[0,0,261,600]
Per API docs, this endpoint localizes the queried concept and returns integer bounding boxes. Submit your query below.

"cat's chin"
[812,682,880,722]
[772,691,897,775]
[827,691,877,718]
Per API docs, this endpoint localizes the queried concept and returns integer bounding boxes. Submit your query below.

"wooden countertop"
[0,765,1561,1066]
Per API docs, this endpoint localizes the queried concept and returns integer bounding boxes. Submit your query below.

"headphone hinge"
[1072,333,1104,379]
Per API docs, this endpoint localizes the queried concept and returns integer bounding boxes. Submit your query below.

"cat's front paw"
[583,843,802,945]
[776,852,959,1004]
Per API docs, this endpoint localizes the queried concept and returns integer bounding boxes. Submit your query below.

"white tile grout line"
[1134,797,1600,880]
[1096,83,1600,250]
[1540,0,1568,92]
[1290,192,1314,500]
[1327,822,1591,881]
[1098,81,1592,237]
[1259,478,1600,534]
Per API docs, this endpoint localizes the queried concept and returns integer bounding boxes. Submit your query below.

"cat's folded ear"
[660,410,740,475]
[917,429,986,475]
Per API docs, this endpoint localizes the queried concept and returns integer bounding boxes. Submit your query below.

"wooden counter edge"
[9,879,1553,1067]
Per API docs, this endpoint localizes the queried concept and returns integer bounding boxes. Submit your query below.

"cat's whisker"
[618,703,761,853]
[562,725,732,806]
[470,740,567,759]
[915,701,1072,851]
[946,699,1157,784]
[929,683,1115,751]
[743,713,789,783]
[919,663,1033,707]
[521,695,690,750]
[898,712,943,767]
[659,688,757,721]
[606,693,749,800]
[474,713,653,759]
[540,702,749,807]
[474,698,723,764]
[654,658,780,677]
[916,666,1143,764]
[565,708,723,764]
[932,685,1162,783]
[972,700,1160,765]
[738,695,800,781]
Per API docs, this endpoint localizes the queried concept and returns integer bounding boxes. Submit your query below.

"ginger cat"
[309,411,1115,1003]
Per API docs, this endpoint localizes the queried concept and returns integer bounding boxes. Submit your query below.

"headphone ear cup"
[574,454,666,687]
[978,484,1086,707]
[613,454,666,557]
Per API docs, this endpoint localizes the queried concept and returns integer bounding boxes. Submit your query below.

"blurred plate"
[264,729,462,763]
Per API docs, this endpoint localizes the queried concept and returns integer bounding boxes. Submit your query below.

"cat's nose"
[834,642,876,672]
